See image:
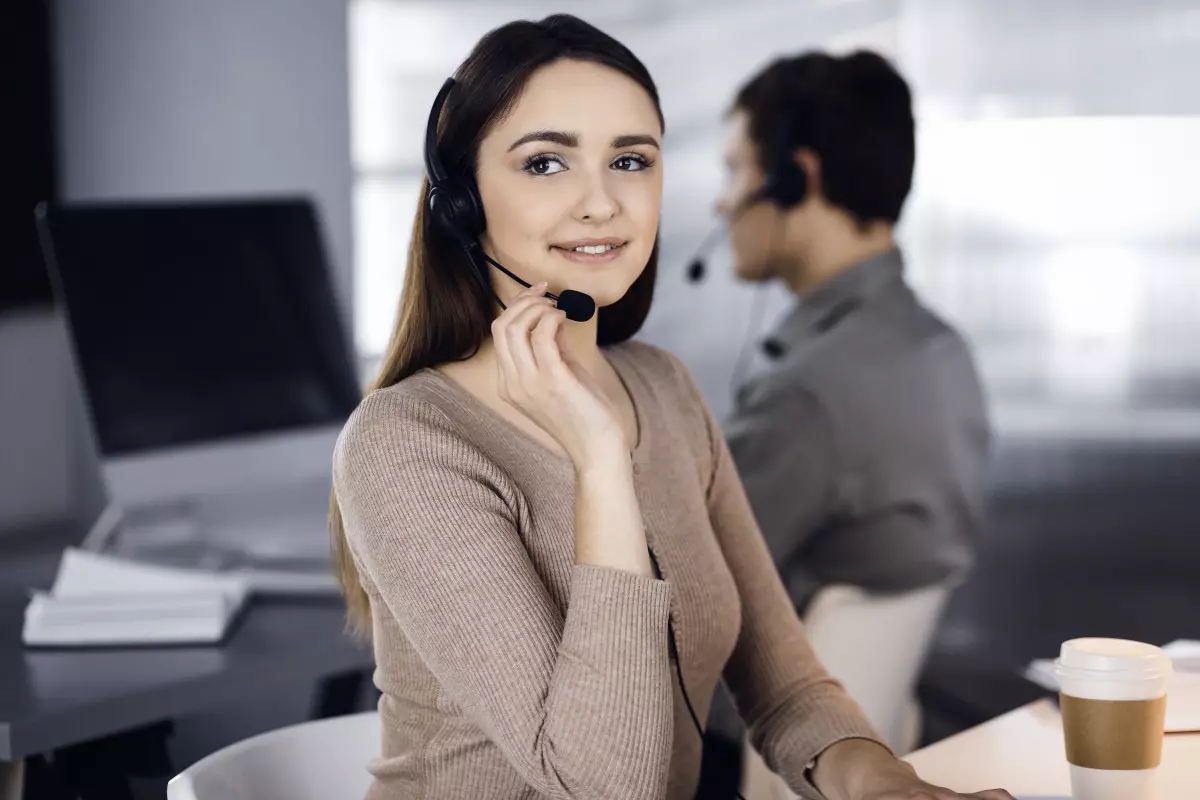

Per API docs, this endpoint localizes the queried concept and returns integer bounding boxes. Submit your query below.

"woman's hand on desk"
[813,738,1014,800]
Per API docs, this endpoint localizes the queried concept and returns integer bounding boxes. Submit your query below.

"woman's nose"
[575,174,619,222]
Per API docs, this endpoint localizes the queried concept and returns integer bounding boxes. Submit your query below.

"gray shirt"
[725,248,991,615]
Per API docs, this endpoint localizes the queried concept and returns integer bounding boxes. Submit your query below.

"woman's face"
[475,59,663,308]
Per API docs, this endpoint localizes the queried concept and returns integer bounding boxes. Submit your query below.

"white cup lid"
[1056,638,1173,679]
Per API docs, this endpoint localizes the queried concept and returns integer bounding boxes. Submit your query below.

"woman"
[331,14,1012,800]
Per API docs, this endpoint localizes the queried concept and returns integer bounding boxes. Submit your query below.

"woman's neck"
[559,316,605,372]
[464,312,606,375]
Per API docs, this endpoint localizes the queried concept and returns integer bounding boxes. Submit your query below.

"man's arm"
[723,384,837,568]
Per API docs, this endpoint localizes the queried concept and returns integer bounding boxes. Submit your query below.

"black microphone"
[685,224,730,284]
[685,189,768,284]
[552,289,597,323]
[480,251,597,323]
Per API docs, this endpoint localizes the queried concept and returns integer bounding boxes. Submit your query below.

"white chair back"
[741,583,951,800]
[802,582,950,752]
[167,711,379,800]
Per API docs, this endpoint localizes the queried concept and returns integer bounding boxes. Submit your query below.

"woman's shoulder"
[341,370,452,433]
[332,373,521,549]
[334,371,489,477]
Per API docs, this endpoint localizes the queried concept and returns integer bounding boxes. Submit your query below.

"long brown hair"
[331,14,664,638]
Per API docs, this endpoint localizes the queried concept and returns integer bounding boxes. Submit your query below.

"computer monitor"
[35,197,361,550]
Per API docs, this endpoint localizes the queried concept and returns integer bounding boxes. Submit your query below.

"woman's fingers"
[530,308,569,376]
[491,283,549,344]
[492,284,547,366]
[503,297,557,385]
[492,283,566,402]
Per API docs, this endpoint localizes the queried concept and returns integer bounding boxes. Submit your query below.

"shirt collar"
[763,247,906,357]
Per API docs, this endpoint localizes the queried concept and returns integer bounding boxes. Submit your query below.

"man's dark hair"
[733,50,915,225]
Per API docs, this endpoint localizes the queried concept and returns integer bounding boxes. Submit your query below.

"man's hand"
[812,739,1014,800]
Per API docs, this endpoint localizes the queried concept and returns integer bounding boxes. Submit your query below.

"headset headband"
[424,78,456,186]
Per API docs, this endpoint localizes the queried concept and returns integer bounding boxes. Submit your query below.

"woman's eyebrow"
[506,131,662,152]
[507,130,578,152]
[612,134,660,150]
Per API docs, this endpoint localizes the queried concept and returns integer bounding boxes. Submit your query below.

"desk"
[0,549,373,799]
[905,699,1200,799]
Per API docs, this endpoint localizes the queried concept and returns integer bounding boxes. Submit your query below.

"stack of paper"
[1025,640,1200,733]
[22,548,250,647]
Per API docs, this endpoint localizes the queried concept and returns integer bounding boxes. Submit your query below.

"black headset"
[424,79,487,249]
[758,113,808,209]
[686,112,807,283]
[423,77,596,322]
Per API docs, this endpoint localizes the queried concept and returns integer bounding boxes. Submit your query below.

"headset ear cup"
[761,112,808,210]
[427,184,461,242]
[455,180,486,238]
[775,161,808,208]
[760,164,807,210]
[427,181,486,247]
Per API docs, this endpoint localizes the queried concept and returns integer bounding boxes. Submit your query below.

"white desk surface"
[904,699,1200,799]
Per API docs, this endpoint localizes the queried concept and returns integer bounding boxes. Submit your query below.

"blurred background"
[3,0,1200,796]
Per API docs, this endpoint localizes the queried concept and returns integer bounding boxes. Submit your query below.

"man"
[698,51,991,796]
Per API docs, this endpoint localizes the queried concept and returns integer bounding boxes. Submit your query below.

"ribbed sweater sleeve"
[666,353,887,800]
[332,389,676,799]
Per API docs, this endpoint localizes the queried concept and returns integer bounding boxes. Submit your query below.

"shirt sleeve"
[724,383,836,568]
[333,390,675,800]
[670,360,887,800]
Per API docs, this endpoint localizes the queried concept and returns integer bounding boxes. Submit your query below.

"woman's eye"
[612,154,653,172]
[523,155,565,176]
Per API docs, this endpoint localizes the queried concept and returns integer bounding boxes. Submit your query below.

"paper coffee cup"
[1055,638,1172,800]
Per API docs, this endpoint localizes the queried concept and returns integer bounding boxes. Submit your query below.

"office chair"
[741,582,952,799]
[167,711,379,800]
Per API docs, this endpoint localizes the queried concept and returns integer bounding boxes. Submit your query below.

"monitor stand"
[83,487,339,595]
[75,426,345,595]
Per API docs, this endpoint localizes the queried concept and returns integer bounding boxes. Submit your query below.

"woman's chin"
[570,277,639,310]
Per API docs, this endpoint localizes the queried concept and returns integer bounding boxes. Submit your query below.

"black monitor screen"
[36,198,362,456]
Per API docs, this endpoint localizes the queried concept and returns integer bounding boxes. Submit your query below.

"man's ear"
[794,148,822,197]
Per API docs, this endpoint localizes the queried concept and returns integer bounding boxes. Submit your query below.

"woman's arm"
[575,448,654,576]
[335,390,674,800]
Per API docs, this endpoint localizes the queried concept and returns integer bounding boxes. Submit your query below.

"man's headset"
[686,114,807,282]
[424,78,597,322]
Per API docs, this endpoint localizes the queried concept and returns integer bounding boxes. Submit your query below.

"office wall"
[54,0,355,318]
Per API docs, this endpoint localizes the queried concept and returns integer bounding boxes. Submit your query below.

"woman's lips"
[551,243,626,265]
